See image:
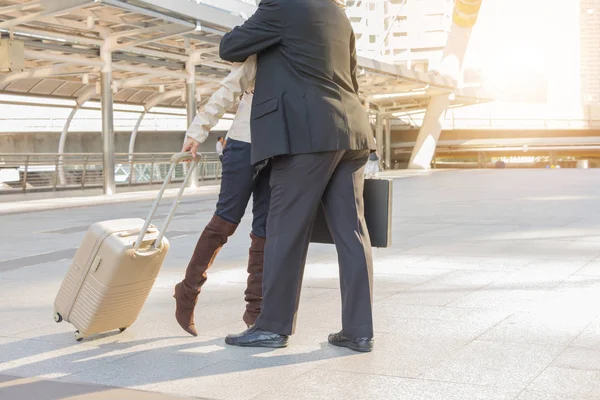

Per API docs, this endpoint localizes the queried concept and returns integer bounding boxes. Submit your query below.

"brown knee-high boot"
[243,234,265,327]
[174,214,237,336]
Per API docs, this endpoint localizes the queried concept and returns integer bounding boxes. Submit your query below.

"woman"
[174,55,266,336]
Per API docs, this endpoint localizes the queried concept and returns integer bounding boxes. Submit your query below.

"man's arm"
[183,56,257,156]
[219,0,283,63]
[350,31,360,95]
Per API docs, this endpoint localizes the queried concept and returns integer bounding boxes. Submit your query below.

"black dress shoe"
[225,326,289,348]
[328,331,373,353]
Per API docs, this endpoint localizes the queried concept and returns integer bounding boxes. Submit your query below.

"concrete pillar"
[408,95,451,169]
[101,40,115,195]
[408,0,482,170]
[577,160,589,169]
[185,55,199,188]
[384,118,392,170]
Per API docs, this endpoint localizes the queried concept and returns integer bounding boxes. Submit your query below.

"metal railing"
[0,152,222,194]
[396,117,600,130]
[0,116,187,133]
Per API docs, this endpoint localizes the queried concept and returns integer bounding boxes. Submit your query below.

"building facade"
[580,0,600,105]
[345,0,453,72]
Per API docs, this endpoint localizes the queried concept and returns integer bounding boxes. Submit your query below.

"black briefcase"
[310,178,393,248]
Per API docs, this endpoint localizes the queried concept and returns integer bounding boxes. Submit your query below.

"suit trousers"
[255,150,374,338]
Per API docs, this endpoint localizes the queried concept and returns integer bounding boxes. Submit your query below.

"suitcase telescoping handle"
[134,152,199,253]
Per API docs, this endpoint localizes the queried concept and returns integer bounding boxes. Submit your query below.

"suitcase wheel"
[74,330,84,342]
[53,312,63,323]
[119,327,127,333]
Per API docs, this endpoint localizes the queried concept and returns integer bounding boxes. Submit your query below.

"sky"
[461,0,583,117]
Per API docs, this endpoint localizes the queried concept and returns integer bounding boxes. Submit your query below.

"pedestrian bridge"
[0,0,487,194]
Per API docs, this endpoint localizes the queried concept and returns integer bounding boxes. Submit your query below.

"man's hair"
[217,136,223,141]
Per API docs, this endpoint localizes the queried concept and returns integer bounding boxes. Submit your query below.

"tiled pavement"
[1,169,600,400]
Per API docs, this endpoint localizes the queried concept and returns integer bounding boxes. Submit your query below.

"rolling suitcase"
[53,153,198,341]
[311,178,393,248]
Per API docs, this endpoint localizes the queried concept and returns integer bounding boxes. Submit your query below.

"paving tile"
[479,310,594,346]
[447,287,558,312]
[485,261,585,290]
[0,337,134,379]
[0,374,204,400]
[377,270,508,306]
[254,369,520,400]
[516,390,599,400]
[411,256,530,272]
[142,356,321,400]
[576,262,600,277]
[552,347,600,371]
[526,367,600,398]
[571,318,600,349]
[319,333,467,378]
[497,241,599,261]
[373,311,504,342]
[62,340,227,388]
[420,340,563,389]
[413,225,496,239]
[0,307,61,337]
[0,259,71,282]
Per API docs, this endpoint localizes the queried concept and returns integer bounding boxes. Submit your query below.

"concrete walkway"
[1,169,599,400]
[0,374,201,400]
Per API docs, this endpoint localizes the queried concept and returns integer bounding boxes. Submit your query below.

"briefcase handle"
[133,152,199,253]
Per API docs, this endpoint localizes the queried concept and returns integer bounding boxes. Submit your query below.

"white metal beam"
[7,26,103,45]
[76,84,98,105]
[0,1,42,14]
[117,74,160,89]
[110,23,174,40]
[0,63,77,84]
[114,26,194,51]
[128,111,146,160]
[131,0,244,31]
[24,49,104,67]
[0,0,93,29]
[143,89,184,111]
[36,15,111,37]
[78,8,148,29]
[99,0,198,29]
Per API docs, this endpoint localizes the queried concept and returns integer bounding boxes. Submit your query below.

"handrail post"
[81,155,88,189]
[150,156,155,185]
[22,156,30,193]
[53,155,60,191]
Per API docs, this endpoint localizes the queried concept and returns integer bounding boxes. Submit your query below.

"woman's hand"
[182,137,201,158]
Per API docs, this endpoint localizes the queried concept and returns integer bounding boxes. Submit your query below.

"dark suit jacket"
[219,0,376,164]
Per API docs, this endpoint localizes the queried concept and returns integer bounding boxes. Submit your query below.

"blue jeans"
[215,139,270,237]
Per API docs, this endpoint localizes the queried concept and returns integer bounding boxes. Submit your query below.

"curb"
[0,185,221,216]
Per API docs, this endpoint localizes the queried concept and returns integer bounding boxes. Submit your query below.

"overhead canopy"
[0,0,488,112]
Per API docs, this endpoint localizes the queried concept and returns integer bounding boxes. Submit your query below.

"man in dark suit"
[220,0,377,353]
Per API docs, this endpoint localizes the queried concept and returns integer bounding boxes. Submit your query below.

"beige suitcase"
[53,153,198,341]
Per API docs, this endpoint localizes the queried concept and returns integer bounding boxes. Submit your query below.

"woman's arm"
[183,55,257,156]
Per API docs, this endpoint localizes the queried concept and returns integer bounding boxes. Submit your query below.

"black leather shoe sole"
[225,337,288,348]
[329,337,373,353]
